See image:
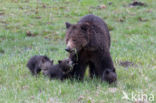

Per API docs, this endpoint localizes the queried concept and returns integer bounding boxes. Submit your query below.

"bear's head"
[39,56,53,71]
[65,22,90,53]
[58,58,73,73]
[102,68,117,84]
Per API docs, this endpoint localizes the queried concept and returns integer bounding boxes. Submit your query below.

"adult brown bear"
[64,14,117,83]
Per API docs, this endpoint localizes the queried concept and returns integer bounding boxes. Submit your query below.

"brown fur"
[64,14,117,83]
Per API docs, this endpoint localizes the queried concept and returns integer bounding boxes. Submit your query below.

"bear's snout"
[65,47,72,52]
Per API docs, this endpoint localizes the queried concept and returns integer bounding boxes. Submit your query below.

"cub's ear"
[65,22,71,29]
[42,58,46,63]
[80,23,90,32]
[43,56,49,60]
[58,60,62,64]
[42,56,49,63]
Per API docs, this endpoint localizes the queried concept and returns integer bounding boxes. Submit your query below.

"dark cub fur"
[44,58,73,80]
[102,69,117,84]
[26,55,53,75]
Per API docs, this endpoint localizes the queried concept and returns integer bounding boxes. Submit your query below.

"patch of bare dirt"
[0,48,5,54]
[138,17,148,22]
[26,31,37,37]
[119,61,137,68]
[0,12,5,16]
[129,1,147,7]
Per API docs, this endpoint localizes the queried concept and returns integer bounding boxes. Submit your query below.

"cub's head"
[102,68,117,84]
[39,56,53,71]
[65,22,90,53]
[58,58,73,73]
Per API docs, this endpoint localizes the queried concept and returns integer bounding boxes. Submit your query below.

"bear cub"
[27,55,53,75]
[102,69,117,84]
[44,58,73,80]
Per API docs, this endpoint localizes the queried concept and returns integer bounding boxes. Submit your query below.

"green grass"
[0,0,156,103]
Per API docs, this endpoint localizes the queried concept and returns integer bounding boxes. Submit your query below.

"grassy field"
[0,0,156,103]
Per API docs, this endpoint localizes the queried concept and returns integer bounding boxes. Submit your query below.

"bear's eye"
[113,69,115,72]
[105,70,109,74]
[66,38,69,42]
[72,39,76,42]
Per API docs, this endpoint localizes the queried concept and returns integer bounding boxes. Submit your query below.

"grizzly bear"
[64,14,117,83]
[27,55,53,75]
[44,58,73,80]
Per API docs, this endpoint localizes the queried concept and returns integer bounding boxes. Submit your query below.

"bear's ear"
[65,22,71,29]
[41,58,46,63]
[58,60,62,64]
[42,56,49,62]
[80,23,90,32]
[43,55,49,60]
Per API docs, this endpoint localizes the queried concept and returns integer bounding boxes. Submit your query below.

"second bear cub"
[43,58,73,80]
[102,69,117,84]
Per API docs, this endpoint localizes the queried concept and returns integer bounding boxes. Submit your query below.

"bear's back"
[78,14,111,49]
[27,55,41,67]
[78,14,107,30]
